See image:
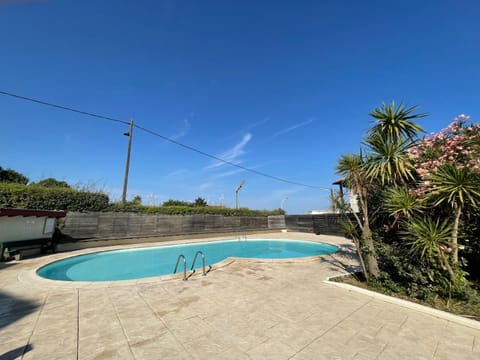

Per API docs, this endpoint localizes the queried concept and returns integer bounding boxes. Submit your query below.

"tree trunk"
[362,222,380,279]
[342,211,369,280]
[357,186,380,279]
[451,204,461,264]
[438,248,456,283]
[351,234,369,281]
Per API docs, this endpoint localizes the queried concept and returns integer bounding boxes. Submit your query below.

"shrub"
[34,178,71,188]
[0,183,109,212]
[106,202,284,216]
[0,166,29,185]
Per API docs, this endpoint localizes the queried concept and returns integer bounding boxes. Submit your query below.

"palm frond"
[363,133,416,185]
[428,163,480,208]
[368,101,426,142]
[404,217,452,261]
[384,186,424,219]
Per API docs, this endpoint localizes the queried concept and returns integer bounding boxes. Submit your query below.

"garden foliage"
[0,183,109,212]
[107,201,284,216]
[335,105,480,311]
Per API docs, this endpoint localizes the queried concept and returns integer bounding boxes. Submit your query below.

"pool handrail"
[190,251,212,276]
[173,254,187,280]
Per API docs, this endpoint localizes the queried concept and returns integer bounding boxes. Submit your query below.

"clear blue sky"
[1,0,479,214]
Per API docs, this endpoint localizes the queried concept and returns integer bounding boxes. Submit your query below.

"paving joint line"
[398,314,409,329]
[21,291,49,360]
[374,343,388,359]
[135,284,193,357]
[287,297,374,359]
[105,287,137,360]
[76,288,79,360]
[431,341,440,359]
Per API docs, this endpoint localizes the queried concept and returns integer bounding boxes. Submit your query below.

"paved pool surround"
[1,232,479,359]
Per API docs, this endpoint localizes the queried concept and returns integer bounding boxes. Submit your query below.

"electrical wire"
[0,90,129,126]
[0,89,329,190]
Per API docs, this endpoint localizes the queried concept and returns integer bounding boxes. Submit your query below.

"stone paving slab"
[0,232,479,359]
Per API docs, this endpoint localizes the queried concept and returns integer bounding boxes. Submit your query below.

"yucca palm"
[364,132,416,186]
[336,153,380,279]
[384,186,424,224]
[404,217,455,281]
[369,101,426,142]
[427,163,480,263]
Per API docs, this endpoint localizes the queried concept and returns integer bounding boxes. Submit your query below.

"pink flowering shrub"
[408,115,480,194]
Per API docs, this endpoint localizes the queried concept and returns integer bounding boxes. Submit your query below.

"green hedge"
[0,183,109,212]
[107,203,285,216]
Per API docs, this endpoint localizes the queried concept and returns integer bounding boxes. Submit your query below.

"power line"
[0,90,129,126]
[0,89,329,190]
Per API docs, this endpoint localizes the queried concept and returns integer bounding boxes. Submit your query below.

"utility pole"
[121,119,134,204]
[235,179,246,209]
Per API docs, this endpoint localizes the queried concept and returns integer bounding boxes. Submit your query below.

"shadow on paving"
[0,344,33,360]
[0,290,40,330]
[320,243,362,275]
[0,291,39,359]
[0,263,18,271]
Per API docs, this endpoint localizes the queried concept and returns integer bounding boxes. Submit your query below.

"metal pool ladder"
[190,251,212,276]
[173,254,187,280]
[173,252,212,281]
[235,229,247,241]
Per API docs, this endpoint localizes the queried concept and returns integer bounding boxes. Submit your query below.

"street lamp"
[121,119,134,204]
[235,179,246,209]
[281,197,288,211]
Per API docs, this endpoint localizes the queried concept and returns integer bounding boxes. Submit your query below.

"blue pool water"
[37,239,338,282]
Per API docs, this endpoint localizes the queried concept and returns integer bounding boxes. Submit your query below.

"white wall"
[0,216,54,242]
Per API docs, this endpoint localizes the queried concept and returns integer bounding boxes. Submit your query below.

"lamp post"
[121,119,134,204]
[281,197,288,211]
[235,179,246,209]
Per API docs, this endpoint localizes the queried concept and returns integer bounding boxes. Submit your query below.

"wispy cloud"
[272,118,313,138]
[213,168,246,179]
[167,169,189,177]
[238,117,269,135]
[193,182,215,191]
[212,162,269,179]
[205,133,252,169]
[170,119,191,140]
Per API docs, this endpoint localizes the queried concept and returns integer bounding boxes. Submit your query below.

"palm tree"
[384,186,424,226]
[369,101,426,142]
[336,153,380,279]
[404,217,455,281]
[364,132,416,186]
[427,163,480,263]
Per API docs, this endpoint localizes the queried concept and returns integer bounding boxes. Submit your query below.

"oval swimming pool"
[37,239,338,282]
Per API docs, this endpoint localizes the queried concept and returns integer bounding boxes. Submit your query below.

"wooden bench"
[0,238,56,261]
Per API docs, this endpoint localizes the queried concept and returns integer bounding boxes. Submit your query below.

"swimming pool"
[37,239,338,282]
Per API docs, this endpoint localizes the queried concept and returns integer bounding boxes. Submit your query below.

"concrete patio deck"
[0,232,479,359]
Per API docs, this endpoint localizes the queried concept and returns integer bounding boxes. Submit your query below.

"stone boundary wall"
[59,212,346,240]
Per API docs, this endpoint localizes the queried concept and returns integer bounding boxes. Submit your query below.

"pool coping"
[19,235,343,289]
